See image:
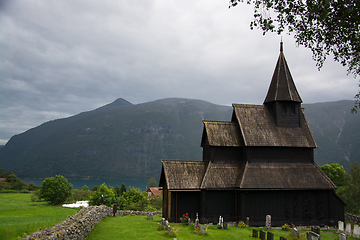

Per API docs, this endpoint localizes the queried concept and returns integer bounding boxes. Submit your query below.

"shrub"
[30,189,42,202]
[282,223,291,231]
[89,183,116,207]
[40,175,73,205]
[180,213,189,225]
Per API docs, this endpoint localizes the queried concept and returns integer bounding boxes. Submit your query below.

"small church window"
[282,105,287,114]
[291,106,296,115]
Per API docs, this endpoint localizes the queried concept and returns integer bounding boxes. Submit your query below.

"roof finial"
[280,40,283,52]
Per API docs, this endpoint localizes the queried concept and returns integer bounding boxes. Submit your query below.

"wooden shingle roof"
[200,161,244,189]
[201,121,243,147]
[264,42,302,104]
[239,162,336,190]
[161,160,206,190]
[232,104,317,148]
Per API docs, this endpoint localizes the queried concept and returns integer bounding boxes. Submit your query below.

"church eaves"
[264,42,302,104]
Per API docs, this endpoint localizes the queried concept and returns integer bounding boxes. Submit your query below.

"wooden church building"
[159,43,345,226]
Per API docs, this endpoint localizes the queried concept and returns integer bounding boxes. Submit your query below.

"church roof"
[160,160,206,190]
[264,42,302,104]
[239,162,336,190]
[201,121,243,147]
[232,104,317,148]
[160,160,336,190]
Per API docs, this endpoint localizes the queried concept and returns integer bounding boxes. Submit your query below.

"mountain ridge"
[0,98,358,180]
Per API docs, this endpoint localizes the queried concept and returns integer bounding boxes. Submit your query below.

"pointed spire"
[264,42,302,104]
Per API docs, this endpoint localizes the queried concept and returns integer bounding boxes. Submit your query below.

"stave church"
[159,42,345,226]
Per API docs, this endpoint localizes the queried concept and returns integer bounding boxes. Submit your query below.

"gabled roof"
[201,121,243,147]
[160,160,206,190]
[264,42,302,104]
[232,104,317,148]
[239,162,336,190]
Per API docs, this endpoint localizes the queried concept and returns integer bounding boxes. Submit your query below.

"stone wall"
[345,212,360,224]
[21,205,112,240]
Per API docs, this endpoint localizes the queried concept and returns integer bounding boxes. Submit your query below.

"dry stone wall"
[345,212,360,224]
[21,205,112,240]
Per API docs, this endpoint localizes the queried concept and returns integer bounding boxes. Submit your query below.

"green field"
[0,193,78,240]
[1,193,358,240]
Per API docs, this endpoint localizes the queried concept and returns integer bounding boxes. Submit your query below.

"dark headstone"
[280,237,287,240]
[252,229,258,238]
[260,230,266,240]
[311,226,320,235]
[267,231,274,240]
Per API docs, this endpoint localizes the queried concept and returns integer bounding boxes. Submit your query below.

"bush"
[40,175,73,205]
[282,223,291,231]
[89,184,116,207]
[30,189,42,202]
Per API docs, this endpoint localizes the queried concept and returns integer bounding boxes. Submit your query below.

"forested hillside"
[0,98,358,180]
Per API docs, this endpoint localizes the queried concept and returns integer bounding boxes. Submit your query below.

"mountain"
[0,98,231,180]
[303,100,360,171]
[0,98,358,180]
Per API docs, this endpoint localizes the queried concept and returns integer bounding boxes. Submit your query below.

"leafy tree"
[5,173,18,183]
[113,185,121,198]
[27,182,39,191]
[91,185,99,192]
[81,185,89,191]
[337,162,360,215]
[120,183,127,195]
[321,163,348,187]
[148,177,158,188]
[229,0,360,112]
[40,175,73,205]
[122,187,148,211]
[89,183,116,207]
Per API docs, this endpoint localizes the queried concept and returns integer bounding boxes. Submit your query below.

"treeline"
[0,168,39,192]
[321,162,360,215]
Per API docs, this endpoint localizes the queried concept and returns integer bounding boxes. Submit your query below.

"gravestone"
[246,217,249,226]
[224,222,228,230]
[339,233,347,240]
[353,225,360,238]
[161,218,165,227]
[280,237,287,240]
[165,220,169,228]
[346,223,352,236]
[267,231,274,240]
[338,221,344,233]
[200,225,206,234]
[147,213,153,220]
[291,228,300,238]
[260,230,266,240]
[188,217,191,226]
[306,231,321,240]
[167,225,171,235]
[311,226,320,235]
[252,229,258,238]
[194,218,199,229]
[266,215,271,229]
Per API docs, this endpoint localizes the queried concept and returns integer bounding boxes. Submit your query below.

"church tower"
[264,42,302,127]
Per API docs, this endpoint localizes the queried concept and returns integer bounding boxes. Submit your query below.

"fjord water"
[20,179,149,191]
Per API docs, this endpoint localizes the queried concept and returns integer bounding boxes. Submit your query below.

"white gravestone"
[200,225,206,234]
[291,228,300,238]
[354,225,360,238]
[338,221,344,233]
[346,223,352,236]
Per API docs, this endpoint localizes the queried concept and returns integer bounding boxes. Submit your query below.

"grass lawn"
[87,214,358,240]
[0,193,79,240]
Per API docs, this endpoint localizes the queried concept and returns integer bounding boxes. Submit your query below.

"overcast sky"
[0,0,357,145]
